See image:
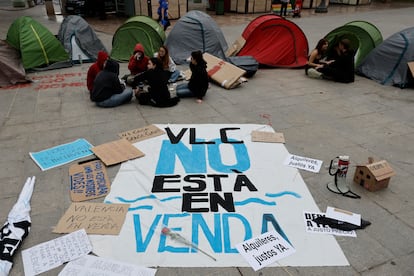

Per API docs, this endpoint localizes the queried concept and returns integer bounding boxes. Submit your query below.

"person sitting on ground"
[319,38,355,83]
[132,57,180,108]
[125,43,150,87]
[176,50,209,104]
[86,51,109,93]
[154,45,183,83]
[90,59,133,108]
[305,38,333,78]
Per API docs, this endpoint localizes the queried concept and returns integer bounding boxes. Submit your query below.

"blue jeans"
[169,70,181,83]
[176,83,194,98]
[96,87,133,108]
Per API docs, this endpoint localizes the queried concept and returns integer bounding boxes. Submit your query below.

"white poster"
[89,124,348,267]
[303,211,357,237]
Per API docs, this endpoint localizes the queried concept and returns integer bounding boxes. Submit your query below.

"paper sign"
[251,130,285,143]
[22,229,92,276]
[69,160,111,202]
[29,138,93,171]
[303,211,356,237]
[236,230,296,271]
[326,206,361,226]
[118,124,165,144]
[58,255,157,276]
[283,154,323,173]
[53,202,130,235]
[92,139,145,166]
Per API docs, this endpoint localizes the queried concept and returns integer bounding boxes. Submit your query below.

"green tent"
[111,16,166,62]
[6,16,70,70]
[324,20,383,67]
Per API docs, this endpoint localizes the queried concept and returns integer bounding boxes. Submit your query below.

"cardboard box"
[353,159,395,192]
[203,53,246,89]
[226,36,246,57]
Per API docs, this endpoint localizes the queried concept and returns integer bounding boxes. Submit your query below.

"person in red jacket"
[125,43,149,89]
[86,51,109,93]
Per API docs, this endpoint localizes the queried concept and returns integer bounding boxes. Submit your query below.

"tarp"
[0,40,30,87]
[356,27,414,88]
[324,20,383,67]
[236,14,308,68]
[165,11,228,65]
[58,15,107,63]
[6,16,71,70]
[111,16,165,62]
[89,124,349,268]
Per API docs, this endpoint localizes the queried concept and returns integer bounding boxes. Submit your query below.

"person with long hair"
[132,57,179,107]
[306,38,332,78]
[154,45,183,83]
[176,50,209,104]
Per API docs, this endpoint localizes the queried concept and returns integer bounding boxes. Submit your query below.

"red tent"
[237,14,308,68]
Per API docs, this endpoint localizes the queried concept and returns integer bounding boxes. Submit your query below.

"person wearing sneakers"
[306,38,332,79]
[175,50,209,104]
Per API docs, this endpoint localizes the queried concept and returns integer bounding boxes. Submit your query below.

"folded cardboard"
[203,52,246,89]
[353,159,395,192]
[226,36,246,57]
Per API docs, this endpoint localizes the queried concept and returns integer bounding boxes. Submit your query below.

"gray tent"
[356,27,414,88]
[57,15,107,63]
[165,11,228,64]
[0,40,30,87]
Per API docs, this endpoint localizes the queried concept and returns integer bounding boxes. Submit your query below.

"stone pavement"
[1,1,414,275]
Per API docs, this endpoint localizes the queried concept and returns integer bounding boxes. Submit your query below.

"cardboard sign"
[251,130,285,143]
[226,36,246,57]
[92,138,145,166]
[203,53,246,89]
[22,229,92,276]
[118,124,165,144]
[283,154,323,173]
[69,160,110,202]
[53,202,130,235]
[236,230,296,271]
[408,61,414,77]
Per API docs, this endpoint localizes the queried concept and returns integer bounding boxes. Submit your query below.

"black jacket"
[90,60,124,102]
[188,61,209,100]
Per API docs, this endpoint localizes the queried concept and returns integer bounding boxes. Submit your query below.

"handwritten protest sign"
[251,130,285,143]
[92,139,145,166]
[53,202,130,235]
[29,138,93,171]
[236,230,296,271]
[22,229,92,276]
[118,124,165,144]
[283,154,323,173]
[69,160,110,202]
[59,255,157,276]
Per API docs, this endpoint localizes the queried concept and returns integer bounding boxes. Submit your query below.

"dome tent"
[111,16,166,62]
[165,10,228,65]
[6,16,71,71]
[236,14,309,68]
[356,27,414,88]
[324,20,383,68]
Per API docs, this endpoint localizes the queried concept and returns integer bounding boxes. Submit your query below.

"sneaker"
[307,68,323,79]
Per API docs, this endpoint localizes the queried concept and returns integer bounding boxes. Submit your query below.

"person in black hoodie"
[90,59,133,107]
[132,57,179,108]
[176,50,209,103]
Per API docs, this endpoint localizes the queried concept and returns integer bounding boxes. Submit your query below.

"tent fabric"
[6,16,71,70]
[111,16,166,62]
[236,14,308,68]
[324,20,383,67]
[0,40,30,87]
[165,11,228,65]
[58,15,107,63]
[356,27,414,88]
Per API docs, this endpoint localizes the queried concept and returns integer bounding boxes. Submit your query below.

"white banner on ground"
[89,124,348,267]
